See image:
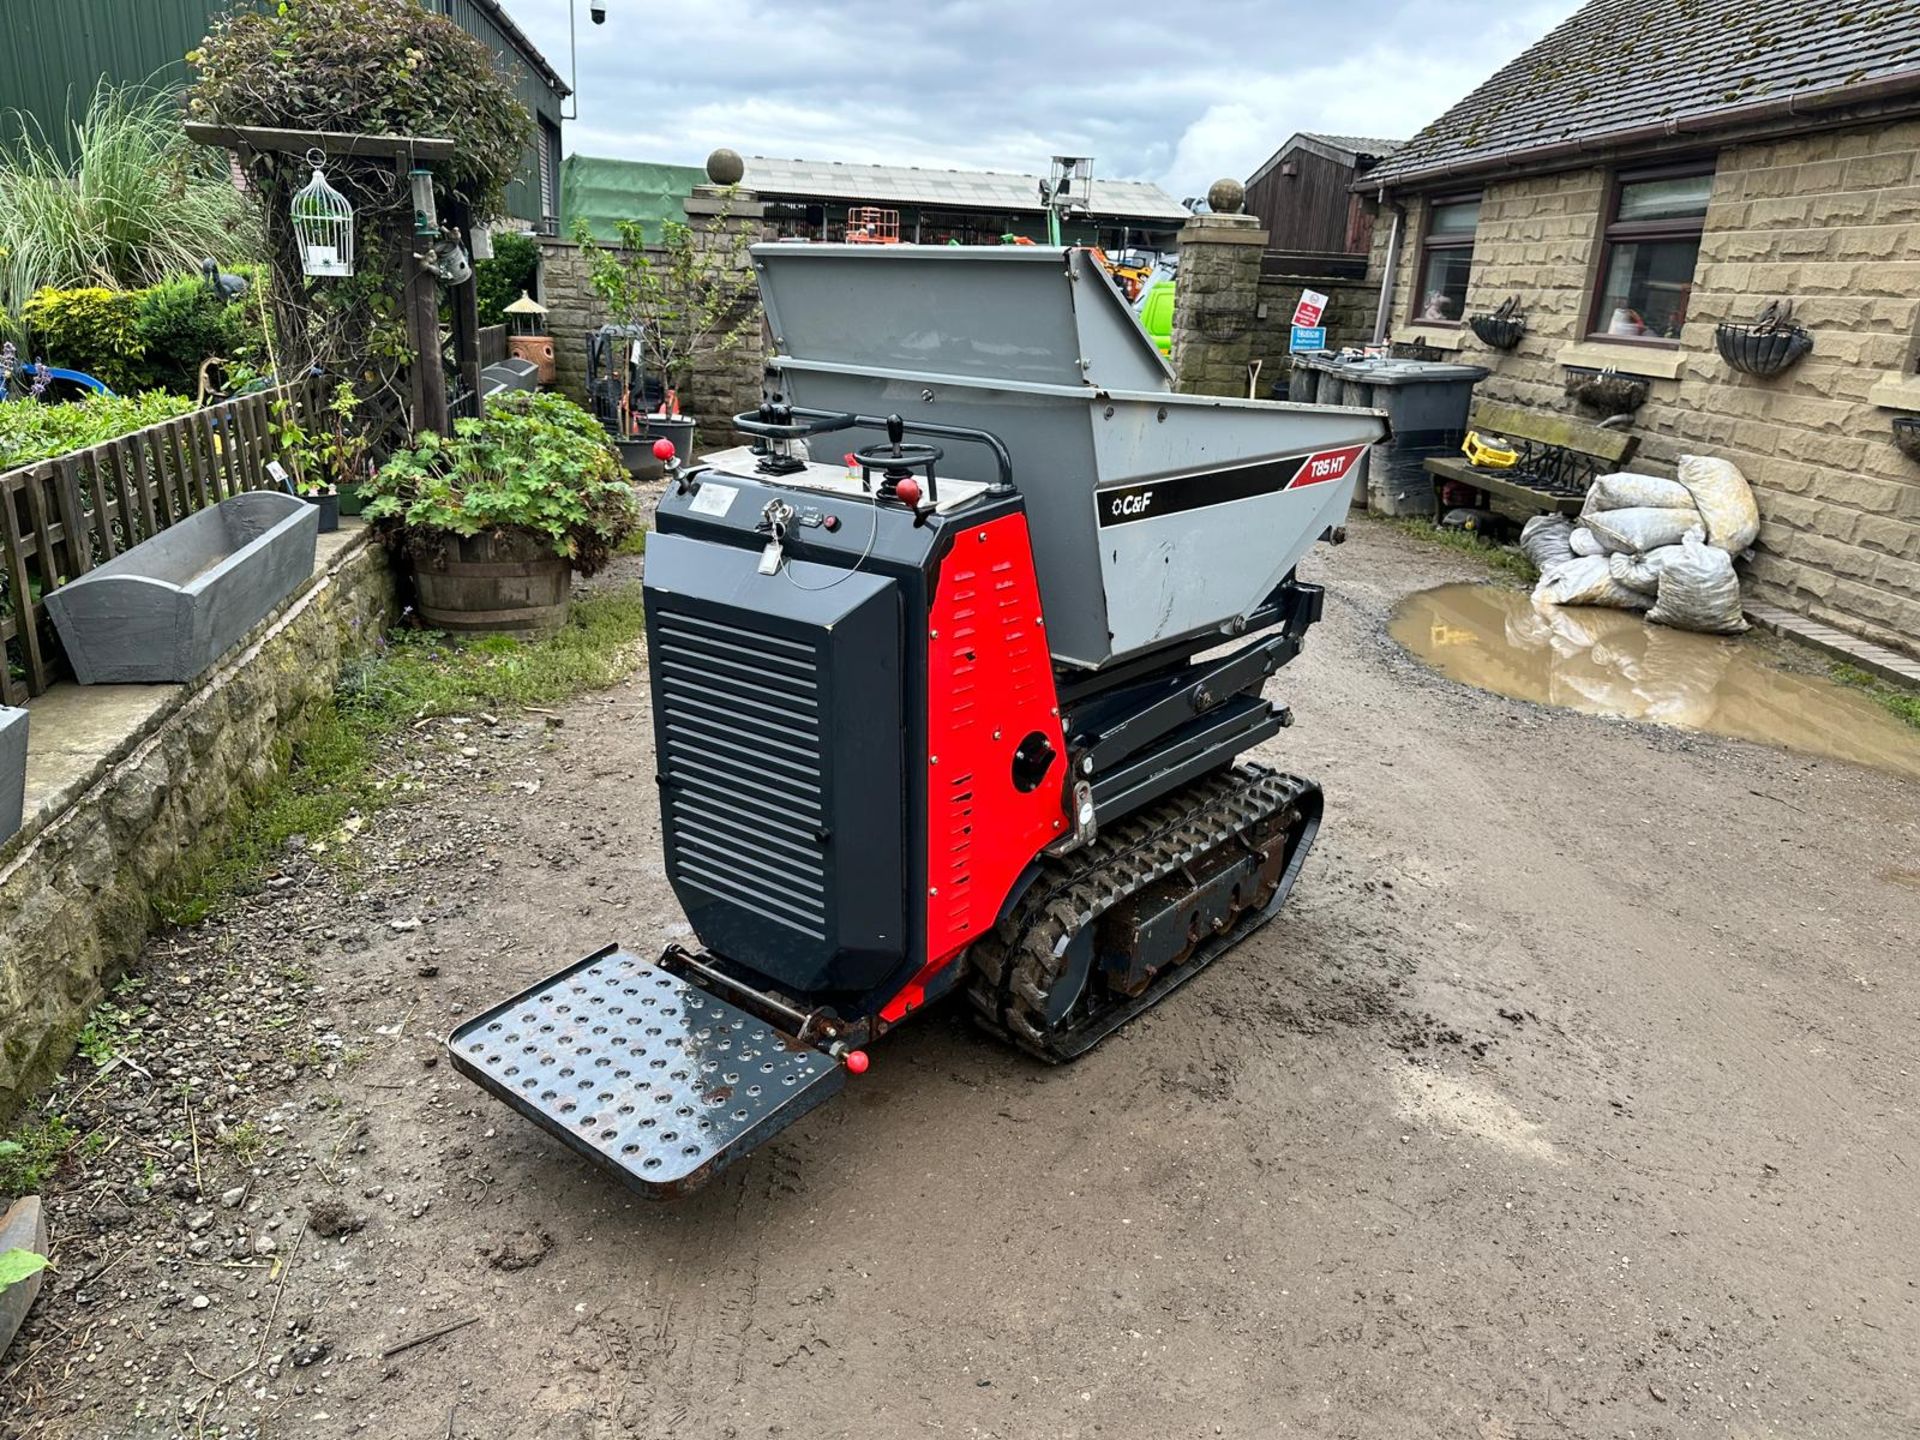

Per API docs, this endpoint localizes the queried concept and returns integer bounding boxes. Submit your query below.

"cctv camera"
[590,3,607,22]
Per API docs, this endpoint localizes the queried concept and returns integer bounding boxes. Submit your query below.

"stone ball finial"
[1207,177,1246,215]
[706,148,745,187]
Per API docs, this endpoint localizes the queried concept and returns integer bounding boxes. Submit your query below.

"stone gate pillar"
[1171,178,1269,398]
[681,148,771,432]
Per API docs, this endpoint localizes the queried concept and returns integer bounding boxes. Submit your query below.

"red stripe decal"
[1288,445,1366,489]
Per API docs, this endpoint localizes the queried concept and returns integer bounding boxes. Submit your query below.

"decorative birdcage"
[291,155,354,278]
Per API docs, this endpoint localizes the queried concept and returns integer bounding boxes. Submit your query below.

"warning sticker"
[689,483,737,518]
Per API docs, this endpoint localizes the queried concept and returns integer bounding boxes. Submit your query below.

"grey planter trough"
[0,703,25,843]
[45,490,318,684]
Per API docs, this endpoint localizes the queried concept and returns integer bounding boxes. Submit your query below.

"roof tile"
[741,156,1189,221]
[1368,0,1920,187]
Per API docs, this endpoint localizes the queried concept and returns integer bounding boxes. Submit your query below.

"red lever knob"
[845,1050,870,1075]
[652,437,676,462]
[894,477,923,508]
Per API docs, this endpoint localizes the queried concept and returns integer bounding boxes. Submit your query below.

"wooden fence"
[0,376,323,705]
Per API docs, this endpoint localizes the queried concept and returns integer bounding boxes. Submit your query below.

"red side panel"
[880,514,1066,1025]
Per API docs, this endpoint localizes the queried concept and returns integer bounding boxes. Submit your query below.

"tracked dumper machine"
[450,246,1387,1196]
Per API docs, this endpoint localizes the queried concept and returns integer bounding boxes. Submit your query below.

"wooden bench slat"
[1467,398,1639,465]
[1426,456,1584,519]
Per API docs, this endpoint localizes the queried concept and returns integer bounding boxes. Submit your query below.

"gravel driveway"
[5,518,1917,1440]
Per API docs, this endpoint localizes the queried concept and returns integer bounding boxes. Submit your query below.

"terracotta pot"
[507,333,557,385]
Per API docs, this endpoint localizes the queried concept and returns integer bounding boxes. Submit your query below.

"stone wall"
[0,535,397,1119]
[1251,273,1378,388]
[1170,212,1268,397]
[1173,212,1390,399]
[535,186,771,444]
[1371,118,1920,657]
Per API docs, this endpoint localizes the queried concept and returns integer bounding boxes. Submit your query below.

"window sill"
[1867,372,1920,411]
[1392,325,1467,352]
[1556,340,1688,380]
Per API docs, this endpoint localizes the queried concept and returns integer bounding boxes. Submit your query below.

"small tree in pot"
[573,191,761,466]
[361,392,638,637]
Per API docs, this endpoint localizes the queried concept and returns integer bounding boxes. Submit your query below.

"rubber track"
[966,763,1319,1063]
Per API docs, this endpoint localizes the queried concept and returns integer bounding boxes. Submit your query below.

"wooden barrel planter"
[412,531,570,638]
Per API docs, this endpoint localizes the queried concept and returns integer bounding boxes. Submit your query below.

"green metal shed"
[0,0,568,227]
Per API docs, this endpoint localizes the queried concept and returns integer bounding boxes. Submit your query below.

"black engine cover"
[643,532,904,994]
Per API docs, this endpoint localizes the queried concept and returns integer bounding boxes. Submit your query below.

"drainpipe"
[1372,192,1403,344]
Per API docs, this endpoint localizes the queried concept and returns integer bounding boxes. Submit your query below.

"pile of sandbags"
[1530,455,1755,634]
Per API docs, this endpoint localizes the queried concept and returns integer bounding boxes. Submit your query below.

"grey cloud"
[502,0,1578,196]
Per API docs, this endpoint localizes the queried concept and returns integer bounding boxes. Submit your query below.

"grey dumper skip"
[0,704,25,843]
[45,491,319,685]
[751,243,1389,670]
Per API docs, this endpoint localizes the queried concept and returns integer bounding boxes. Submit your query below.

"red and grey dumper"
[450,245,1387,1196]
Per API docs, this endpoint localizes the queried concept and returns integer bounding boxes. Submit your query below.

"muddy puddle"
[1391,584,1920,781]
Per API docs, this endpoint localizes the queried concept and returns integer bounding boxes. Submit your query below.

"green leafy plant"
[362,392,637,575]
[218,1122,265,1163]
[0,80,258,337]
[275,381,371,497]
[74,977,147,1068]
[132,273,263,394]
[0,391,196,472]
[475,229,540,329]
[0,1248,49,1290]
[574,196,761,405]
[0,1114,79,1197]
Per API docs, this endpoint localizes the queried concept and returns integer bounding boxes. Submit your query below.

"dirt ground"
[4,517,1919,1440]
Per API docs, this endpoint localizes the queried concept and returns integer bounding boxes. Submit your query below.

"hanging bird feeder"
[291,151,354,278]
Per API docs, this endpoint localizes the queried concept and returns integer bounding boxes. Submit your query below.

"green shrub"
[0,390,196,471]
[134,274,262,393]
[17,275,264,395]
[362,392,637,576]
[19,286,146,390]
[190,0,532,222]
[476,230,539,329]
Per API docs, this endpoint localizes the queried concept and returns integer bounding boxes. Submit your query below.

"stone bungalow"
[1359,0,1920,659]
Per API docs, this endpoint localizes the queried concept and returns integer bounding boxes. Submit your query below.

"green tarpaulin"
[561,154,707,243]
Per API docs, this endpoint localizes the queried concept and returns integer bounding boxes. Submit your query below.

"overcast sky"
[501,0,1580,199]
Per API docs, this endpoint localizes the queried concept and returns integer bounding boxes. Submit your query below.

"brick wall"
[1373,118,1920,657]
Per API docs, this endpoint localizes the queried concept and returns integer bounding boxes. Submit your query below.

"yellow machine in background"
[1462,430,1520,469]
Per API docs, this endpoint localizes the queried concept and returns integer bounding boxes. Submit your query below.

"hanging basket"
[1564,366,1648,415]
[1468,312,1526,350]
[292,161,354,279]
[1892,416,1920,463]
[1714,321,1813,376]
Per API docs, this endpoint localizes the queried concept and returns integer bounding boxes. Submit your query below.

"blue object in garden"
[0,342,116,403]
[1289,325,1327,354]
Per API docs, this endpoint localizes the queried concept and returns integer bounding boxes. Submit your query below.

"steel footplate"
[448,945,845,1198]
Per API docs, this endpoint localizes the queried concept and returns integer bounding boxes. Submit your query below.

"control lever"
[853,413,942,517]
